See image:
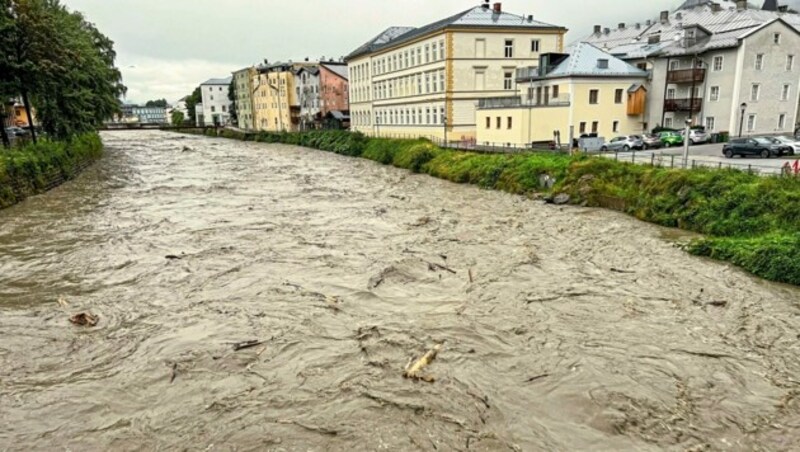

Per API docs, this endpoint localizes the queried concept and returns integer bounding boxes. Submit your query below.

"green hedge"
[196,129,800,286]
[0,133,103,209]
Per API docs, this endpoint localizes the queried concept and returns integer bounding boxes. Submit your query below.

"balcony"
[666,68,706,84]
[477,94,571,109]
[664,98,703,112]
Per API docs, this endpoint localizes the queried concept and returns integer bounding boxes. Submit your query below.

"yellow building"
[346,2,566,143]
[476,43,649,147]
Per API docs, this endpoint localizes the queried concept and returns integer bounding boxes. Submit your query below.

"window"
[755,54,764,70]
[425,73,430,93]
[612,120,619,133]
[507,117,513,129]
[670,61,680,71]
[222,105,227,112]
[425,45,430,63]
[637,62,648,71]
[504,72,513,90]
[774,33,781,44]
[591,121,599,133]
[751,84,760,101]
[589,89,599,104]
[706,116,715,131]
[208,87,213,91]
[553,85,560,98]
[219,87,222,91]
[747,114,756,131]
[779,113,787,130]
[665,117,673,128]
[579,122,586,133]
[440,41,445,60]
[439,70,445,92]
[417,75,422,93]
[433,44,438,61]
[211,106,216,112]
[531,40,540,53]
[496,117,501,129]
[712,56,723,71]
[504,40,514,58]
[709,86,720,101]
[667,88,675,99]
[787,55,795,71]
[210,95,214,101]
[486,117,491,129]
[614,89,623,104]
[782,84,791,101]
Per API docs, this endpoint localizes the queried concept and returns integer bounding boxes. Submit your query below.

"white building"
[581,0,800,136]
[167,96,188,124]
[295,66,321,130]
[197,77,233,126]
[346,1,567,143]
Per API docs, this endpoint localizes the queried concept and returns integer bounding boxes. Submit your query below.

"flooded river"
[1,131,799,451]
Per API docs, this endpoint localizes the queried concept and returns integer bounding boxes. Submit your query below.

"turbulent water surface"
[1,131,799,451]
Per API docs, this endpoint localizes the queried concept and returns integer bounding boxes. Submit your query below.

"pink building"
[319,63,349,118]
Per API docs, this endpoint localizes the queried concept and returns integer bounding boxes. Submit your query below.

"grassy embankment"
[201,128,800,286]
[0,133,103,209]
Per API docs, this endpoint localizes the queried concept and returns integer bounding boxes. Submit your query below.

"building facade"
[346,2,567,142]
[319,63,350,118]
[296,66,321,130]
[232,67,256,130]
[581,1,800,136]
[476,43,649,146]
[197,77,233,126]
[253,63,305,132]
[132,106,168,124]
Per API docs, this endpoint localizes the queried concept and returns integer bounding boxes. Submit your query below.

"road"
[606,142,799,175]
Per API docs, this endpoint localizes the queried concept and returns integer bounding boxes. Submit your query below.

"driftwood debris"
[428,262,456,274]
[468,268,474,283]
[403,343,443,383]
[165,255,183,260]
[69,312,99,327]
[57,296,70,308]
[232,340,264,352]
[325,295,342,311]
[170,362,178,384]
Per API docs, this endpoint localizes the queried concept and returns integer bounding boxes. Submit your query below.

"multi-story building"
[581,0,800,136]
[132,106,168,124]
[232,67,257,130]
[253,62,308,132]
[296,66,321,130]
[346,1,567,142]
[319,63,350,119]
[476,43,649,146]
[197,77,233,126]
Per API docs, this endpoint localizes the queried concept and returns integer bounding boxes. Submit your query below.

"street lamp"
[682,118,692,168]
[738,102,747,137]
[442,114,447,148]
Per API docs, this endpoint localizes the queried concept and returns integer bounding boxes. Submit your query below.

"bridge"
[99,123,215,132]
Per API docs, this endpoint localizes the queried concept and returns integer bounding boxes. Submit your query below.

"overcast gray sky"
[61,0,796,104]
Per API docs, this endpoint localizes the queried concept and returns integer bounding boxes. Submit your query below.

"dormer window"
[597,59,609,69]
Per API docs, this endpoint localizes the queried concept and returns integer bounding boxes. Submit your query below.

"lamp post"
[442,114,447,148]
[682,118,692,168]
[738,102,747,137]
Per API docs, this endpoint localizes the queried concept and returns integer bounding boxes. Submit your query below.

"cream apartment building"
[476,43,649,146]
[582,0,800,136]
[346,1,567,142]
[232,66,256,130]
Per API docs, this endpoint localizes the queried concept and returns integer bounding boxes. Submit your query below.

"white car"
[686,129,709,145]
[771,136,799,156]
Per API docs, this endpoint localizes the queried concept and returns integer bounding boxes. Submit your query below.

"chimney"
[711,3,723,12]
[736,0,747,10]
[527,14,533,22]
[646,19,652,26]
[594,24,602,34]
[676,12,683,20]
[493,2,502,13]
[660,10,669,23]
[762,0,779,11]
[604,27,611,34]
[618,22,626,30]
[481,0,490,9]
[635,23,641,30]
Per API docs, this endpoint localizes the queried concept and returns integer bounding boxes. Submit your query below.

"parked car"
[686,128,710,145]
[600,135,644,152]
[769,136,799,156]
[658,131,684,147]
[5,126,27,137]
[722,137,791,158]
[641,133,663,149]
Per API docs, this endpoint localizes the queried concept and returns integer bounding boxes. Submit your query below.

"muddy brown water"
[1,131,799,451]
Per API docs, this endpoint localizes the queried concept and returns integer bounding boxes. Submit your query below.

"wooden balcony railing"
[666,68,706,84]
[664,98,703,112]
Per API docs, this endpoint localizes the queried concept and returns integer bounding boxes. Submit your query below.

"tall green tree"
[0,0,126,143]
[145,98,168,108]
[170,110,184,126]
[185,86,201,124]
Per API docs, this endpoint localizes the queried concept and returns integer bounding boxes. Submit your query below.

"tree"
[145,98,168,108]
[170,110,184,126]
[0,0,126,142]
[228,80,237,126]
[185,86,201,125]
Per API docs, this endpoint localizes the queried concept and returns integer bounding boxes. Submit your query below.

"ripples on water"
[1,131,799,451]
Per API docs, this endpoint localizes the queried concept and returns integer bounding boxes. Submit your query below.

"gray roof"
[346,5,565,60]
[322,63,349,80]
[581,2,800,59]
[534,43,648,79]
[201,76,232,86]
